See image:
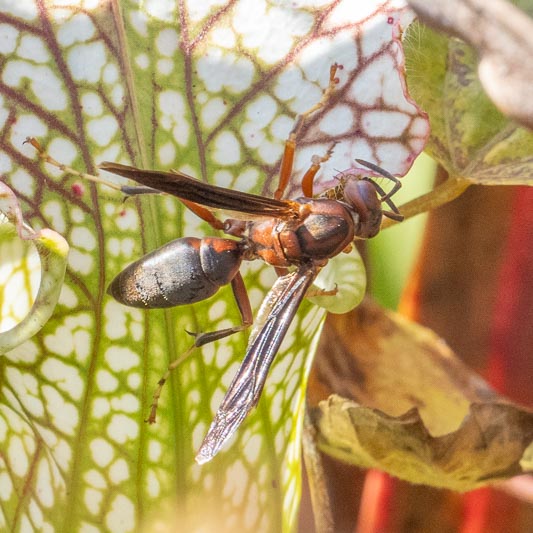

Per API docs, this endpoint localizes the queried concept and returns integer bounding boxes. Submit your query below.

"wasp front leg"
[300,143,337,198]
[274,63,342,200]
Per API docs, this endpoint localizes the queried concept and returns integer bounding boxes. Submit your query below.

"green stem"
[382,176,471,230]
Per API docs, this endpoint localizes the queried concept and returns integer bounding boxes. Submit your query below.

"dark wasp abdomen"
[108,237,242,308]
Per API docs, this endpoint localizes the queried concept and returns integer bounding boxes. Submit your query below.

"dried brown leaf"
[309,299,533,490]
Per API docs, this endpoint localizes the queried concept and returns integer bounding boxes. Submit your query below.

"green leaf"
[404,22,533,185]
[0,181,69,354]
[0,2,427,531]
[309,248,366,315]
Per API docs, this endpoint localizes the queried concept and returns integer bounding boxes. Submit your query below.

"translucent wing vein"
[195,264,319,464]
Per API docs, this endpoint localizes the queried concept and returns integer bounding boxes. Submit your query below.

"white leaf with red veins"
[0,1,428,531]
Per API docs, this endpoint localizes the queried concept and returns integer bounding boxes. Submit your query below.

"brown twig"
[302,409,334,533]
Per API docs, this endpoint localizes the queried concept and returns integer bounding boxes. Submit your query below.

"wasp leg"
[25,137,126,192]
[146,272,253,424]
[191,272,253,347]
[26,137,234,232]
[274,134,296,200]
[355,158,402,201]
[361,177,404,220]
[179,199,227,231]
[274,64,341,200]
[292,63,341,137]
[301,142,337,198]
[306,283,338,298]
[26,136,158,197]
[145,343,197,424]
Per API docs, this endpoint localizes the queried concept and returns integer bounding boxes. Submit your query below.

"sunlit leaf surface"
[0,1,428,531]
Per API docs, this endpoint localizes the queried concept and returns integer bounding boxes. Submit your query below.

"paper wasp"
[28,64,403,464]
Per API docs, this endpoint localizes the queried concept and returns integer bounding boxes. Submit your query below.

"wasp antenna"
[355,158,402,201]
[355,158,395,180]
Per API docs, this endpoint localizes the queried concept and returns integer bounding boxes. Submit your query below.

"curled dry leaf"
[0,181,68,354]
[309,299,533,491]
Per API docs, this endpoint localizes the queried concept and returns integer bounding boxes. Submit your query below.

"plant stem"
[381,176,471,230]
[302,409,334,533]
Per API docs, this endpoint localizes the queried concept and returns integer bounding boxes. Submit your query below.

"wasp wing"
[99,162,296,218]
[195,263,319,464]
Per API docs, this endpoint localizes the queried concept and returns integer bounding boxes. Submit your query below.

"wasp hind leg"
[26,138,236,232]
[25,137,126,192]
[146,272,253,424]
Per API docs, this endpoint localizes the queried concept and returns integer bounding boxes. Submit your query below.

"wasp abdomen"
[108,237,242,308]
